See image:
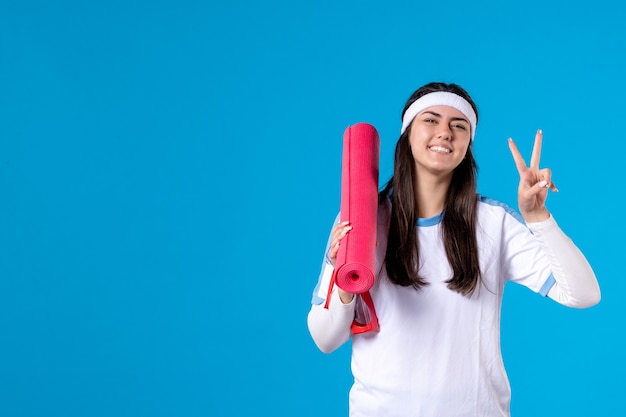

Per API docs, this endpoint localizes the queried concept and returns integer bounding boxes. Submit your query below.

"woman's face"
[408,104,472,180]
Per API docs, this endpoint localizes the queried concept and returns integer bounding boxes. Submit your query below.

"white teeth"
[429,146,451,153]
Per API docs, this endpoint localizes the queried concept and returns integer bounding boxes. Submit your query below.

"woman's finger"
[328,240,341,264]
[508,138,527,174]
[550,181,559,192]
[539,167,552,183]
[331,221,351,240]
[527,178,557,198]
[538,167,559,192]
[337,226,352,242]
[530,129,543,169]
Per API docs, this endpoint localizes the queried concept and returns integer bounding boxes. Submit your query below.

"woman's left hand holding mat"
[328,221,354,303]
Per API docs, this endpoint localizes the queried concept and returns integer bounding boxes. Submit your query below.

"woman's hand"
[328,221,355,304]
[328,221,352,266]
[508,129,557,223]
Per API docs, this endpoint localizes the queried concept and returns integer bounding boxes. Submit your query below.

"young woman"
[307,82,601,417]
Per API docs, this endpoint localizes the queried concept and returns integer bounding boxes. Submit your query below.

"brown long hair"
[380,82,481,295]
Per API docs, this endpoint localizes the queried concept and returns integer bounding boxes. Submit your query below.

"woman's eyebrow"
[421,110,469,124]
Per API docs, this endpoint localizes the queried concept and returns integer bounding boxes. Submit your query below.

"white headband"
[400,91,477,140]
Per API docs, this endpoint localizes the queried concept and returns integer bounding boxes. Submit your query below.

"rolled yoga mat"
[334,123,380,294]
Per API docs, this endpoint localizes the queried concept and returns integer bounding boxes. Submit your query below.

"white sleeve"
[526,215,601,308]
[307,284,355,353]
[307,214,355,353]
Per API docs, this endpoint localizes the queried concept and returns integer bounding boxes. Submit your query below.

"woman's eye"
[424,118,436,123]
[452,124,467,130]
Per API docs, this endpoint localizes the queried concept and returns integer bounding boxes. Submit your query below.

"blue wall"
[1,1,622,415]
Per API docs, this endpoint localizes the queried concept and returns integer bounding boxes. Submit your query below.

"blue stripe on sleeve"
[539,274,556,296]
[478,195,527,226]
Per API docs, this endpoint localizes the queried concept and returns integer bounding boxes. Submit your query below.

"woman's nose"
[436,126,452,141]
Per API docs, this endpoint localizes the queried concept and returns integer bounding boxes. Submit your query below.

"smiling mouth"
[428,145,451,154]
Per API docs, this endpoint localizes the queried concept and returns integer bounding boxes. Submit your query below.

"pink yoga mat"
[334,123,380,294]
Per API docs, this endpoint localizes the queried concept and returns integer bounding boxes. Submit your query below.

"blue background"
[1,1,623,416]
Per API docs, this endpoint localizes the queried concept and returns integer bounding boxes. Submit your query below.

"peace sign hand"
[508,129,557,223]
